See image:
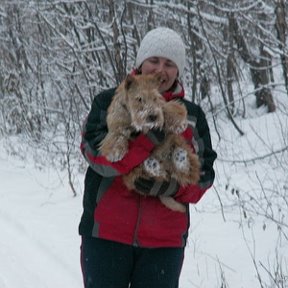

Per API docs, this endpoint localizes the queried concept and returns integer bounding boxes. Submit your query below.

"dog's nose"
[147,114,157,122]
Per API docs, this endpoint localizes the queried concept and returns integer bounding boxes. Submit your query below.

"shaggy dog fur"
[99,73,200,212]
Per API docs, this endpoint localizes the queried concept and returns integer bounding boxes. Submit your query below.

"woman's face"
[140,57,178,93]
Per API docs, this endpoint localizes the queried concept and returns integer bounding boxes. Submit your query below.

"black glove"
[134,177,179,197]
[146,128,165,145]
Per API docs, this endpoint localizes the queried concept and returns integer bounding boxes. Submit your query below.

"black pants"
[80,236,184,288]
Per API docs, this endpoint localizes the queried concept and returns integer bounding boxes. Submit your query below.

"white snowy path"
[0,150,286,287]
[0,155,83,288]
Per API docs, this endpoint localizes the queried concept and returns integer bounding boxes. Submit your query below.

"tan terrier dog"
[99,73,200,213]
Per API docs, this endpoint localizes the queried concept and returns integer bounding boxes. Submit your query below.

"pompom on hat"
[136,27,186,77]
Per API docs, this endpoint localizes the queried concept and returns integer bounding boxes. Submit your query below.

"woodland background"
[1,0,287,174]
[0,1,288,287]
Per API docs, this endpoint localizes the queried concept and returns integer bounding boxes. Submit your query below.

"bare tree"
[229,13,276,112]
[275,0,288,95]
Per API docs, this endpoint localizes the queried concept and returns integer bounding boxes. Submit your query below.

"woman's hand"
[134,177,179,197]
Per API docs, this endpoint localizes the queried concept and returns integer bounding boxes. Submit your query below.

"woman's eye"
[148,58,158,64]
[166,62,177,68]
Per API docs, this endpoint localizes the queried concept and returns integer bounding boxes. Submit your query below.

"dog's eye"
[137,97,142,103]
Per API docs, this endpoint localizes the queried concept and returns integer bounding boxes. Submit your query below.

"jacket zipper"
[132,194,143,246]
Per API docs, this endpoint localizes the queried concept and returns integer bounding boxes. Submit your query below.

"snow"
[0,94,288,287]
[0,155,83,288]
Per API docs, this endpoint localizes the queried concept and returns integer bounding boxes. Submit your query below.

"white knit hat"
[136,27,186,77]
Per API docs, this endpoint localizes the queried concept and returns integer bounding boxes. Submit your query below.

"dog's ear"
[124,74,136,91]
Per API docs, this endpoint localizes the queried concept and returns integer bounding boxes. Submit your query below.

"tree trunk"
[226,54,235,114]
[275,0,288,95]
[229,14,276,112]
[187,1,210,101]
[109,0,126,83]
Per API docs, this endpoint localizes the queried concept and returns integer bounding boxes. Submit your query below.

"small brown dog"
[100,73,200,212]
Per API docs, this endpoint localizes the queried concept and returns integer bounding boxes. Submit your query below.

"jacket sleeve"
[80,89,156,177]
[175,104,217,204]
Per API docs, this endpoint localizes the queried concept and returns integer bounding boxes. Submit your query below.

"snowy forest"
[0,1,288,287]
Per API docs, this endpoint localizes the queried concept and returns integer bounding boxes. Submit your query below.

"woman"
[79,27,217,288]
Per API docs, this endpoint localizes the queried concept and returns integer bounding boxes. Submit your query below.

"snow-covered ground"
[0,153,83,288]
[0,94,287,288]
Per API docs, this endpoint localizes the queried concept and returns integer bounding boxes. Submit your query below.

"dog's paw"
[107,149,126,162]
[175,120,188,134]
[106,138,128,162]
[167,120,188,134]
[172,147,189,171]
[144,157,162,177]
